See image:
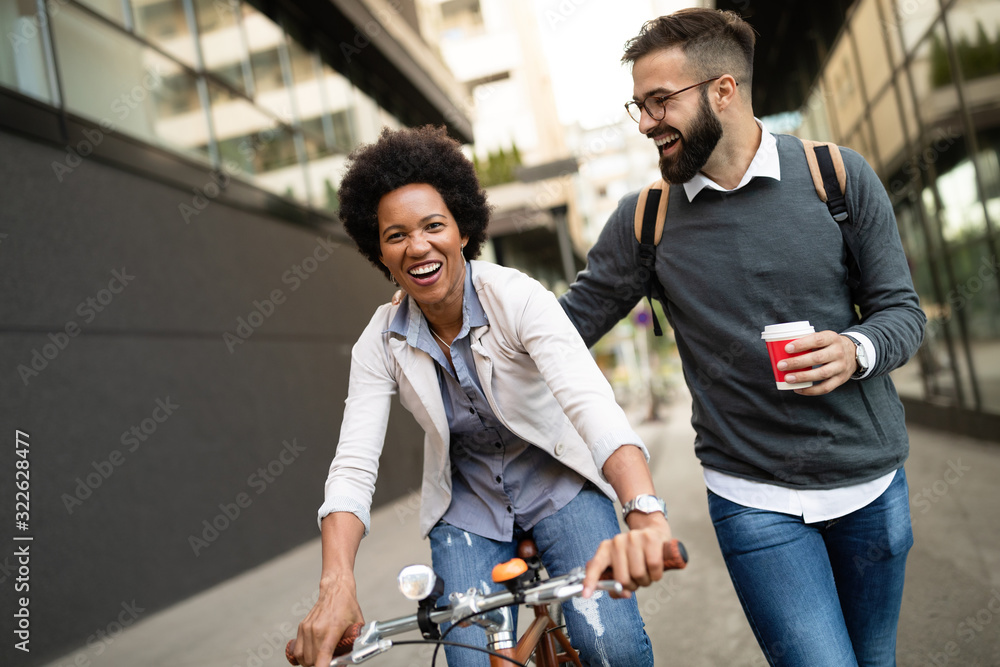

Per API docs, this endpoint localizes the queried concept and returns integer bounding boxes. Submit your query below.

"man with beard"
[569,8,925,667]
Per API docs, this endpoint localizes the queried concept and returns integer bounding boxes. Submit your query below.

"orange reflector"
[491,558,528,583]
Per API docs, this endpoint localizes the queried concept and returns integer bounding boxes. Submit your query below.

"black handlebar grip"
[599,539,688,580]
[285,622,364,665]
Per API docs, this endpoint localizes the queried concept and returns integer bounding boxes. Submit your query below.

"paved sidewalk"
[41,390,1000,666]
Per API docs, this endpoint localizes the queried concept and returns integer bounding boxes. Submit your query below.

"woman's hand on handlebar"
[294,574,364,667]
[582,513,674,598]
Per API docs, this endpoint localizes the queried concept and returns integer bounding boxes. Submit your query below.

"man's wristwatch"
[845,334,869,379]
[621,494,667,521]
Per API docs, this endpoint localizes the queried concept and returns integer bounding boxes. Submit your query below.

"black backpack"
[634,140,861,336]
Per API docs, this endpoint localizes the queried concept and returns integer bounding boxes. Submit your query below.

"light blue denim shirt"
[387,263,585,541]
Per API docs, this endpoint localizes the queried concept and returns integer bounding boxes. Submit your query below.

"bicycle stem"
[345,567,623,660]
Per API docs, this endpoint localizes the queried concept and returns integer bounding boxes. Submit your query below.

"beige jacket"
[319,261,647,538]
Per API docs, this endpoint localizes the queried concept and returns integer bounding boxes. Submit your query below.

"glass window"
[908,13,998,410]
[285,39,323,133]
[937,160,988,241]
[878,0,907,69]
[910,22,985,241]
[51,3,210,161]
[896,0,941,53]
[798,81,834,142]
[321,64,358,152]
[939,0,1000,413]
[303,63,353,213]
[130,0,197,67]
[852,0,893,98]
[348,85,381,144]
[826,34,866,141]
[193,0,250,95]
[0,0,54,102]
[209,82,306,202]
[871,88,906,172]
[76,0,127,25]
[895,69,920,151]
[240,3,292,119]
[440,0,484,39]
[943,0,1000,86]
[844,120,875,162]
[889,194,941,401]
[944,0,1000,261]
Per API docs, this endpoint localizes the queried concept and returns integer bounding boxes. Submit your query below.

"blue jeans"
[429,485,653,666]
[708,468,913,666]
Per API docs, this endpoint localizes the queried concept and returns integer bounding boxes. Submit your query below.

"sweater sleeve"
[510,273,649,474]
[839,148,926,376]
[559,193,648,347]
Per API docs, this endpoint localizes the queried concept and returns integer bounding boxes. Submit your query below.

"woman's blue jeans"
[429,485,653,666]
[708,468,913,666]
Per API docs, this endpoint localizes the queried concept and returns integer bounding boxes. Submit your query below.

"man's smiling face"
[632,48,723,183]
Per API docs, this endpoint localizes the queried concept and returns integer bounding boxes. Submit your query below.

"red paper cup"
[761,321,815,390]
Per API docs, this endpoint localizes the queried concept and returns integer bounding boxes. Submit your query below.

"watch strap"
[844,334,868,379]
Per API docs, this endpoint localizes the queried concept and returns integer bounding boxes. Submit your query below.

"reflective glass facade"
[0,0,394,210]
[798,0,1000,418]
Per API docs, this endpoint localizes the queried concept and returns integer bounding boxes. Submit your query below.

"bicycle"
[286,538,688,666]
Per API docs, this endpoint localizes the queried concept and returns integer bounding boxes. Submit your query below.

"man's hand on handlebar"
[294,574,364,667]
[582,513,673,599]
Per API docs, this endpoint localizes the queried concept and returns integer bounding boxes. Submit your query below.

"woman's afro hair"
[338,125,492,281]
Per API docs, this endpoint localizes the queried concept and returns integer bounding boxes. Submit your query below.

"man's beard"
[658,92,723,183]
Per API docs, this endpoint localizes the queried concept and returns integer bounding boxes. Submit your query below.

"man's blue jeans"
[708,468,913,666]
[429,485,653,666]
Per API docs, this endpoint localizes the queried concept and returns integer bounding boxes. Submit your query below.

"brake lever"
[523,577,623,605]
[328,638,393,665]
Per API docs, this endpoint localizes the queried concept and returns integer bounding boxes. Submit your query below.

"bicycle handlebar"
[601,538,687,578]
[286,539,687,666]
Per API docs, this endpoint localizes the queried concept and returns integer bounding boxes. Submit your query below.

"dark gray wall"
[0,130,423,665]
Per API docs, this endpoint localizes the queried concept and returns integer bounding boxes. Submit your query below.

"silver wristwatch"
[621,494,667,521]
[845,335,869,379]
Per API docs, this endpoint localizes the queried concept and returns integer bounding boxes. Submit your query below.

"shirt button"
[506,505,512,513]
[468,407,475,414]
[495,475,502,483]
[494,442,501,449]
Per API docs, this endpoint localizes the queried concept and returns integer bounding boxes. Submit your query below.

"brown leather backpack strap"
[633,178,669,245]
[801,139,847,203]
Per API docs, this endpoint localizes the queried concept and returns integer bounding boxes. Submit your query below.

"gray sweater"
[560,134,926,489]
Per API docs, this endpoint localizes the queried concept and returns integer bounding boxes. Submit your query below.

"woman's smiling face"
[378,183,469,314]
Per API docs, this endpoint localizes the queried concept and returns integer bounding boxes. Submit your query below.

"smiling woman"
[338,126,490,284]
[290,125,673,667]
[376,183,469,343]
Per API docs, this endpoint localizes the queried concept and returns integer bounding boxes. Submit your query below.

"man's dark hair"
[622,8,755,94]
[338,125,492,281]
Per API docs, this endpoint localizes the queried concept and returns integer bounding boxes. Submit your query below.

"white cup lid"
[761,321,814,340]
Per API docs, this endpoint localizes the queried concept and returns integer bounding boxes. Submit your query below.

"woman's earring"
[390,274,398,286]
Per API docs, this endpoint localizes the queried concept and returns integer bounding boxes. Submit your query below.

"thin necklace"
[430,326,452,350]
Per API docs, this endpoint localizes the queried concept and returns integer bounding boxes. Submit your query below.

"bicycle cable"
[392,639,528,667]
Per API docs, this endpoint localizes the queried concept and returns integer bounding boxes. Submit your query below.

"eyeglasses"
[625,77,732,123]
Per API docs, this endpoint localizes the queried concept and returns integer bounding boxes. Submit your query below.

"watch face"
[635,496,664,513]
[636,496,656,512]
